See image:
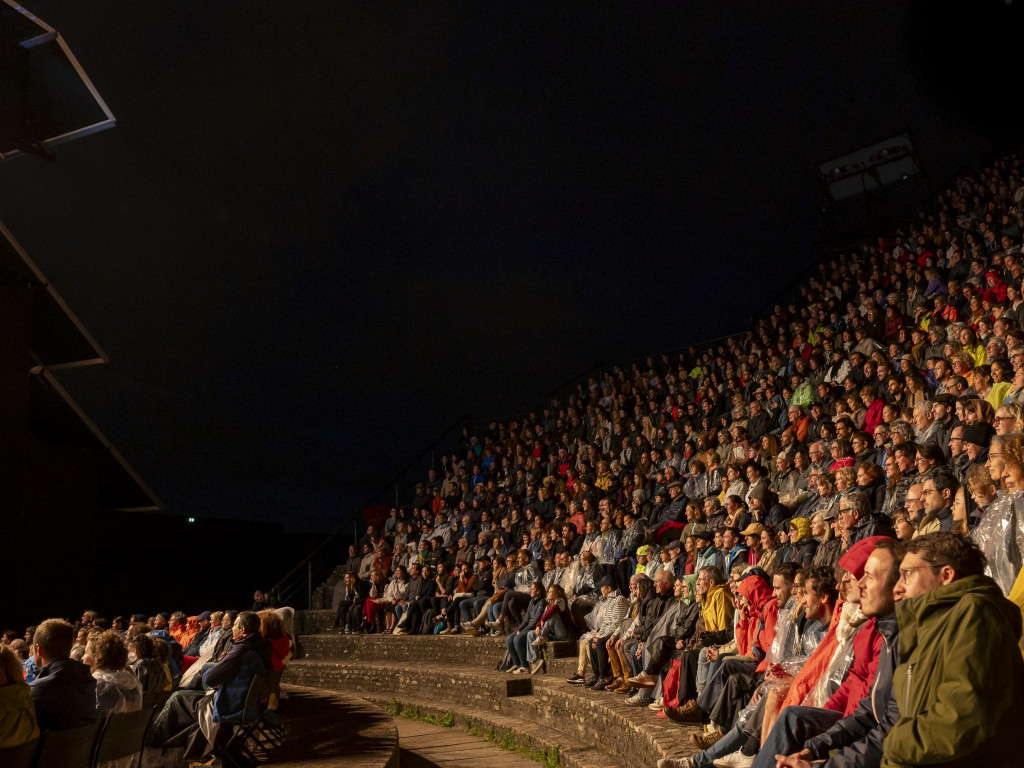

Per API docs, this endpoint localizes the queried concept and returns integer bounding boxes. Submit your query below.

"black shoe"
[584,675,601,688]
[566,673,586,684]
[592,677,614,691]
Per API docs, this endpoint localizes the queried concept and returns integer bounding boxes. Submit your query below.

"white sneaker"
[658,759,694,768]
[647,696,664,711]
[713,751,754,768]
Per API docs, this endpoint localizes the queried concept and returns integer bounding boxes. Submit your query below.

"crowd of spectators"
[332,152,1024,767]
[0,594,294,764]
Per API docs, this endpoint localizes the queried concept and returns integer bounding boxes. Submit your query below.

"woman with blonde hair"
[259,609,291,709]
[993,402,1024,435]
[966,463,999,513]
[972,433,1024,594]
[0,644,38,749]
[833,466,856,493]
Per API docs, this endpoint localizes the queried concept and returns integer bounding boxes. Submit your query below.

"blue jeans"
[692,723,746,768]
[487,602,503,621]
[526,616,569,662]
[460,596,489,622]
[506,631,531,668]
[697,647,712,694]
[625,641,644,676]
[750,706,842,768]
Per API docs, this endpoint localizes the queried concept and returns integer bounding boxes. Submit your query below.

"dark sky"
[1,1,1018,531]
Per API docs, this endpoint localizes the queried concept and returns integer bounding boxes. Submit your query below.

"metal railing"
[271,415,467,608]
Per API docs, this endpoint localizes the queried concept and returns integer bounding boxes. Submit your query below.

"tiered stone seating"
[289,611,702,768]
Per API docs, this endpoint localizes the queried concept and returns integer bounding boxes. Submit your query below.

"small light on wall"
[187,517,196,524]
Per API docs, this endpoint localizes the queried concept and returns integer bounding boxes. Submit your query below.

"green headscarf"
[682,573,698,605]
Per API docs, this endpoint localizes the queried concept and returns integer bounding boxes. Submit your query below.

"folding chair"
[92,707,156,768]
[253,671,286,753]
[34,720,102,768]
[0,737,39,768]
[217,673,268,768]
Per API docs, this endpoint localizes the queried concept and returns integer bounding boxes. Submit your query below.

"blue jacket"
[202,634,272,722]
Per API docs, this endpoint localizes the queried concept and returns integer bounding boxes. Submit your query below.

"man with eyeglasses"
[842,490,895,547]
[882,532,1023,767]
[1010,346,1024,373]
[807,442,830,474]
[902,483,925,526]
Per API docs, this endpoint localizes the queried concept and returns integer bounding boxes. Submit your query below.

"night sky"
[1,1,1019,532]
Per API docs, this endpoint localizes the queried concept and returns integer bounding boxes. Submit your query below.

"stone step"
[271,685,400,768]
[361,692,622,768]
[298,631,579,676]
[285,659,701,768]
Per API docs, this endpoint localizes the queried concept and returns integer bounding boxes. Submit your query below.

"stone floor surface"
[259,685,399,768]
[396,718,539,768]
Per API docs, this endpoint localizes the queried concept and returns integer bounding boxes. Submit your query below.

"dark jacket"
[848,512,895,546]
[633,589,673,641]
[473,566,494,597]
[785,537,819,567]
[515,596,548,634]
[804,613,900,768]
[202,633,273,723]
[30,659,97,731]
[131,658,168,699]
[184,626,210,657]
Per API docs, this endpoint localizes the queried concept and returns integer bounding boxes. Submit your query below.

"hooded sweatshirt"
[734,570,778,672]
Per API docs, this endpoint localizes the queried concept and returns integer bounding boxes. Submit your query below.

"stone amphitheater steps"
[359,692,620,768]
[298,631,580,677]
[287,648,703,768]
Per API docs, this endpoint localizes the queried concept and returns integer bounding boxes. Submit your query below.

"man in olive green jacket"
[885,532,1023,768]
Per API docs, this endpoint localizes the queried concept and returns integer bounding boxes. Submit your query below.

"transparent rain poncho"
[971,490,1024,596]
[735,600,827,728]
[802,602,869,708]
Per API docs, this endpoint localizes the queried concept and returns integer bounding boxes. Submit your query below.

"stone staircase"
[308,565,348,610]
[289,611,703,768]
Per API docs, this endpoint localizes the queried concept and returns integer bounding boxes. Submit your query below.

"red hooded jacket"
[734,572,778,673]
[823,615,884,716]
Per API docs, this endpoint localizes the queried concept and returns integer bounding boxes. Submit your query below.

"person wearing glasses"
[880,533,1022,767]
[841,491,895,547]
